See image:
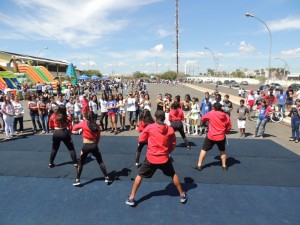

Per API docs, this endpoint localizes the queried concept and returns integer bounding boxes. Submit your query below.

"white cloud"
[185,60,198,66]
[268,17,300,32]
[281,48,300,56]
[152,44,164,53]
[0,0,161,47]
[157,28,173,38]
[239,41,255,54]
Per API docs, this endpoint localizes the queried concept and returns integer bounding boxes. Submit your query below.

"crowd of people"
[1,79,300,206]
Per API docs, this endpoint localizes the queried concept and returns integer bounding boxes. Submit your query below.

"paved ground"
[0,83,300,225]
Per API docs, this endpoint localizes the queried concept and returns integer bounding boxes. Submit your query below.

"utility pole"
[175,0,179,77]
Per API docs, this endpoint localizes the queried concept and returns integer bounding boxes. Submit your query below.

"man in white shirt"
[65,85,72,102]
[127,92,137,130]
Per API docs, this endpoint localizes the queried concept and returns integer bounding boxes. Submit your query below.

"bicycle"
[269,105,284,123]
[249,105,284,123]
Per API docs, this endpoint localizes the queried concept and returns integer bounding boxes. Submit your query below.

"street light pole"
[245,13,272,84]
[36,46,48,66]
[204,47,216,82]
[275,57,290,80]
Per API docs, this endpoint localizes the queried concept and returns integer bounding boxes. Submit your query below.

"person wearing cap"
[126,91,137,130]
[125,110,187,206]
[194,102,231,171]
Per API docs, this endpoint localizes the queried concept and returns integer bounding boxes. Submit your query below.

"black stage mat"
[0,135,299,187]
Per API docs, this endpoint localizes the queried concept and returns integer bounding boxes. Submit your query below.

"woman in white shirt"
[74,96,82,120]
[89,94,98,121]
[117,93,127,130]
[143,93,151,111]
[99,93,108,131]
[1,95,15,139]
[12,95,24,134]
[66,97,75,122]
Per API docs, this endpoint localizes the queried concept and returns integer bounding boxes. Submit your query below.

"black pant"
[99,112,108,130]
[171,121,188,145]
[13,117,23,131]
[50,129,77,165]
[76,143,108,179]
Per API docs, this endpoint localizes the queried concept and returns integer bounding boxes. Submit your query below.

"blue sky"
[0,0,300,75]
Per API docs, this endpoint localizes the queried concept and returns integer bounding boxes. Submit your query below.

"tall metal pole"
[275,57,290,80]
[175,0,179,77]
[36,46,48,66]
[245,13,272,84]
[204,47,216,82]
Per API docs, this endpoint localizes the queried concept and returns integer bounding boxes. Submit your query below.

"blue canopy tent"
[100,75,110,80]
[91,74,100,80]
[78,74,90,80]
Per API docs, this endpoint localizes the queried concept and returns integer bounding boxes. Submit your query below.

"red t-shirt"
[73,120,100,143]
[49,113,72,130]
[201,110,231,141]
[169,108,184,122]
[139,122,176,164]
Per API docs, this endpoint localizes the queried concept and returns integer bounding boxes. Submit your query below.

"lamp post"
[36,46,48,66]
[204,47,216,82]
[245,13,272,83]
[275,57,290,80]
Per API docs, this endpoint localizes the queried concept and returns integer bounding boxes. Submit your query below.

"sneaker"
[192,165,202,171]
[104,176,112,184]
[15,131,19,134]
[125,198,136,206]
[192,133,198,136]
[135,163,141,168]
[42,130,46,134]
[180,192,188,203]
[48,163,55,168]
[73,179,80,186]
[289,138,295,141]
[114,131,118,135]
[6,136,12,140]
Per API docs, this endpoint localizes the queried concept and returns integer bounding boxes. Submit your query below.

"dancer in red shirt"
[48,105,77,168]
[194,102,231,171]
[126,110,187,206]
[72,111,111,186]
[169,101,190,150]
[135,109,154,167]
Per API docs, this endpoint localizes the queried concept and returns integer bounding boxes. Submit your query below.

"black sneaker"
[105,176,112,184]
[125,198,136,206]
[180,192,188,204]
[192,165,202,171]
[48,163,55,168]
[73,179,80,186]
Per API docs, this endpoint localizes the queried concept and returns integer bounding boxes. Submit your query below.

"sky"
[0,0,300,75]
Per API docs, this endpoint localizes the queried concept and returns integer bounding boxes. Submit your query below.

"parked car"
[205,78,213,83]
[223,80,230,85]
[270,82,283,91]
[231,81,240,87]
[216,81,222,85]
[289,83,300,92]
[229,80,236,83]
[240,81,248,85]
[196,79,203,83]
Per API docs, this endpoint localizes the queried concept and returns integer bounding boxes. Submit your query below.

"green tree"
[160,71,177,80]
[81,70,102,77]
[133,71,148,79]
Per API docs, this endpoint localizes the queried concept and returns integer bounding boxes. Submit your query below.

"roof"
[0,50,69,66]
